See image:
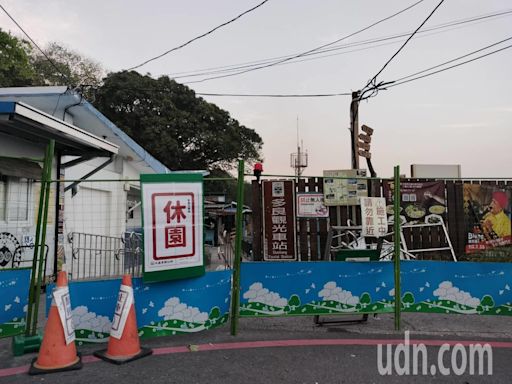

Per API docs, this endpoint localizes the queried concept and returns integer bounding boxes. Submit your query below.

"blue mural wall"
[400,261,512,315]
[239,262,395,316]
[38,261,512,344]
[0,268,31,338]
[239,261,512,318]
[46,270,231,345]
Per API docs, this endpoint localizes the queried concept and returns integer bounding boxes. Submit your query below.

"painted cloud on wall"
[433,281,480,307]
[158,297,209,323]
[72,305,111,333]
[243,282,288,308]
[318,282,359,306]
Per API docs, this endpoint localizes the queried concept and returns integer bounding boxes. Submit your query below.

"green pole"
[32,140,55,335]
[393,165,401,331]
[230,159,245,336]
[25,142,52,336]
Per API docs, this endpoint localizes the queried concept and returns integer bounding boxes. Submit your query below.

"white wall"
[0,133,56,277]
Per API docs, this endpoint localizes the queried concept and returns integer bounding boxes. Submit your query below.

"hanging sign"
[110,284,134,339]
[360,197,388,237]
[262,180,297,261]
[141,173,205,283]
[53,286,75,345]
[296,193,329,218]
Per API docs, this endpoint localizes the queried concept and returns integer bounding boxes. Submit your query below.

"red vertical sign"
[262,180,297,261]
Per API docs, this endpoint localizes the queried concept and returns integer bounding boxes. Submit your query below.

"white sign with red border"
[360,197,388,237]
[53,286,75,345]
[110,284,134,339]
[142,182,203,273]
[296,193,329,218]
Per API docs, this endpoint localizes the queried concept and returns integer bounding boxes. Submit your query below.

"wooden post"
[350,91,360,169]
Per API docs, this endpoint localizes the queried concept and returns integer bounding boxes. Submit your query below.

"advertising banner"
[323,169,368,206]
[383,181,446,225]
[463,184,512,254]
[262,180,297,261]
[141,173,205,283]
[296,193,328,218]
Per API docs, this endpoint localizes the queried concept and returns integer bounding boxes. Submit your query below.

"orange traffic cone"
[94,275,152,364]
[29,271,82,375]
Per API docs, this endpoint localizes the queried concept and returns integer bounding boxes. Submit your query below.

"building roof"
[0,87,170,174]
[0,101,118,156]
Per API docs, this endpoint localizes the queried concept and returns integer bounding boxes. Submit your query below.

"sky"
[1,0,511,178]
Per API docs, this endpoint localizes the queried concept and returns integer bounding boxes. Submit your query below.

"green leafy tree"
[477,295,494,313]
[93,71,263,172]
[284,294,301,313]
[356,292,372,310]
[0,29,34,86]
[0,31,104,92]
[401,292,415,309]
[288,294,301,308]
[208,306,221,320]
[30,42,104,88]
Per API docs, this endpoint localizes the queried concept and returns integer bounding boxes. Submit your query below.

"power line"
[95,85,351,98]
[195,92,351,98]
[385,42,512,88]
[126,0,271,71]
[0,2,70,84]
[169,9,512,80]
[362,0,445,94]
[184,0,427,84]
[392,36,512,83]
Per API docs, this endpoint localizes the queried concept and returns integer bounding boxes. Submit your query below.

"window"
[0,175,32,222]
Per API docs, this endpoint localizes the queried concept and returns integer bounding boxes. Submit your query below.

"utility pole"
[350,91,360,170]
[350,91,377,177]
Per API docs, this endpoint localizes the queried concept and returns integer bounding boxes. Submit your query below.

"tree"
[30,42,104,88]
[356,292,371,310]
[0,29,34,86]
[0,30,104,91]
[401,292,415,309]
[93,71,263,172]
[477,295,494,313]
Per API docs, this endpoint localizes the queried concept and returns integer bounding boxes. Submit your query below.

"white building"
[0,87,170,280]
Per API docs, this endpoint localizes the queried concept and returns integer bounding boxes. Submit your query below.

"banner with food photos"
[463,184,512,254]
[383,181,446,225]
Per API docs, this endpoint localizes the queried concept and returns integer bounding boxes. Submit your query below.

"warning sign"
[53,286,75,345]
[141,173,205,282]
[110,284,134,339]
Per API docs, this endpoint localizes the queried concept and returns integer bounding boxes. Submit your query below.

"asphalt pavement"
[1,313,512,383]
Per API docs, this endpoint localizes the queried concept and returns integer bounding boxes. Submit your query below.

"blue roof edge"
[82,101,170,174]
[0,101,16,113]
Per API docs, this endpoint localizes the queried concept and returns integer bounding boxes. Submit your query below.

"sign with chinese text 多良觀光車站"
[296,193,328,218]
[262,180,297,261]
[360,197,388,238]
[141,173,205,283]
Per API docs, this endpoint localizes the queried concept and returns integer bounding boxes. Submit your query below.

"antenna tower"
[290,117,308,177]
